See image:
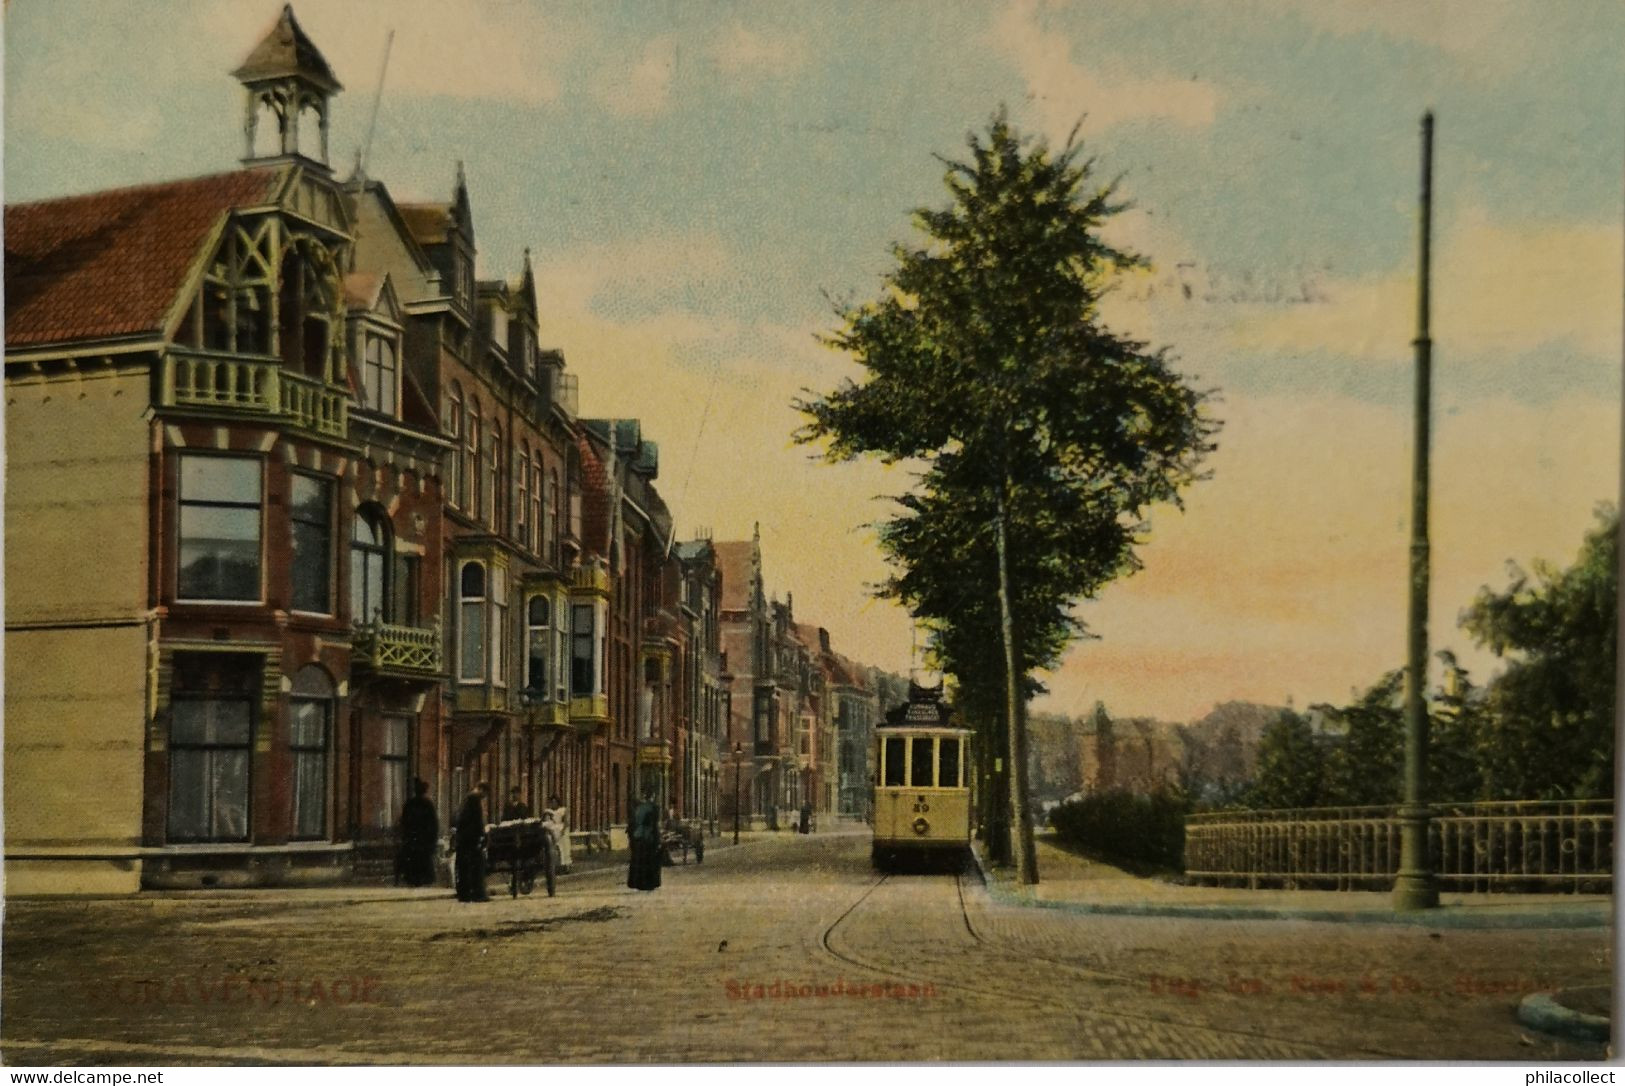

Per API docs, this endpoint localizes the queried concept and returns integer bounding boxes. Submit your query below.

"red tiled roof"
[576,431,611,558]
[5,169,282,349]
[397,203,452,246]
[713,540,755,611]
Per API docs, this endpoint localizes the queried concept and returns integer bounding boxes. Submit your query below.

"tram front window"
[938,737,960,788]
[883,737,906,786]
[911,737,934,787]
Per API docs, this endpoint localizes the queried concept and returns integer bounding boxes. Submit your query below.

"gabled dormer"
[345,272,404,417]
[235,4,342,176]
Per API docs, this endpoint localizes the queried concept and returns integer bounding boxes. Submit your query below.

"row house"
[4,9,447,891]
[3,5,725,891]
[715,528,885,828]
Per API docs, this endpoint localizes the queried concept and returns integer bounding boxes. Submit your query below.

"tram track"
[817,865,1405,1060]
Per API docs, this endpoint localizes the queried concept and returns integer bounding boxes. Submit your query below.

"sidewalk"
[974,834,1614,930]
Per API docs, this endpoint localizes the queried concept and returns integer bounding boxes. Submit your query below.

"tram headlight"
[912,817,930,836]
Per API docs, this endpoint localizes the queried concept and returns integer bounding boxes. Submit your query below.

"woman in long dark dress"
[454,782,490,902]
[397,778,439,887]
[627,791,662,892]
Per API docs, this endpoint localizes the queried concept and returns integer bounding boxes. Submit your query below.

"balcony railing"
[352,620,442,677]
[1184,799,1613,893]
[161,350,347,439]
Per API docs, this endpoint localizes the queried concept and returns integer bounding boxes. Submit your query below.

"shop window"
[289,473,333,613]
[177,454,262,602]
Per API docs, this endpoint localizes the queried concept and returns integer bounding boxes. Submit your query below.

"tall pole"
[1394,111,1440,911]
[733,745,742,846]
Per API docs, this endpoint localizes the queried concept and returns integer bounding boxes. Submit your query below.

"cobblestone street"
[1,829,1611,1064]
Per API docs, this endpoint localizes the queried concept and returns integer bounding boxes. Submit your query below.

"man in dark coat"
[501,787,530,822]
[397,778,439,887]
[454,782,490,902]
[627,790,662,892]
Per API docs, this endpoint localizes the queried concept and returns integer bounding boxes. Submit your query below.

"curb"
[971,864,1612,929]
[1518,989,1611,1044]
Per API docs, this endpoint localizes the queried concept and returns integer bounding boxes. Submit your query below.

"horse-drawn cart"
[486,818,556,898]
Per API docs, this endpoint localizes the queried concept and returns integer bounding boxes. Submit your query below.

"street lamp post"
[733,743,743,846]
[1394,111,1440,911]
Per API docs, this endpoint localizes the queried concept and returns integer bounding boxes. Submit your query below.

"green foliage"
[1048,790,1190,871]
[1246,710,1324,809]
[1319,671,1405,807]
[794,110,1218,781]
[1462,506,1618,799]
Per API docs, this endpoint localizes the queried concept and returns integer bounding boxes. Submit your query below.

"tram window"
[938,737,961,788]
[911,737,934,787]
[883,737,906,786]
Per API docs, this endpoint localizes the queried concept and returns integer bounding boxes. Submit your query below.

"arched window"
[444,383,464,509]
[351,506,390,623]
[530,453,543,557]
[467,406,482,521]
[516,440,530,548]
[526,595,551,699]
[289,665,335,839]
[278,241,333,380]
[489,420,503,532]
[547,469,561,563]
[363,335,397,415]
[459,560,485,681]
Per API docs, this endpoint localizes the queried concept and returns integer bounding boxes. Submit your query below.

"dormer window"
[362,334,398,415]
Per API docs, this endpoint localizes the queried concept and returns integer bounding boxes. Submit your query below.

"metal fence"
[1184,799,1613,893]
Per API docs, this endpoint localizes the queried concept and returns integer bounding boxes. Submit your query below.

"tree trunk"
[995,487,1039,885]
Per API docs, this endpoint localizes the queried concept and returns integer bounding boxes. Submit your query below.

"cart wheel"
[519,869,535,896]
[544,838,558,897]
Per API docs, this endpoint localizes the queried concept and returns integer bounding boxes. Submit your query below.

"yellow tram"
[871,683,972,869]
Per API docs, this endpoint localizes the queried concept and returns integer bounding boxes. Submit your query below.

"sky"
[6,0,1621,722]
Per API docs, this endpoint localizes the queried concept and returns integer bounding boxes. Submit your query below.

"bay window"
[459,561,486,681]
[526,595,551,699]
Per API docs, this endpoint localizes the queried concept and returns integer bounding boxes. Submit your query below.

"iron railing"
[1184,799,1612,893]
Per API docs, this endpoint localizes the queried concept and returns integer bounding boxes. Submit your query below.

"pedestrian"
[502,786,530,822]
[546,795,572,873]
[396,778,438,887]
[800,801,812,835]
[627,789,662,892]
[455,781,491,903]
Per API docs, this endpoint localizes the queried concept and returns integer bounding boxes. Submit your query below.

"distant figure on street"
[454,781,490,902]
[545,795,572,873]
[502,787,530,822]
[799,801,812,835]
[397,778,439,887]
[627,790,662,891]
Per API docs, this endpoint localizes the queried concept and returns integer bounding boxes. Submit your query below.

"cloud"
[1263,0,1524,60]
[199,0,573,106]
[1225,208,1622,365]
[709,25,807,82]
[596,36,680,119]
[991,0,1220,136]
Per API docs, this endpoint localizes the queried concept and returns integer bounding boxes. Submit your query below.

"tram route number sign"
[912,797,930,813]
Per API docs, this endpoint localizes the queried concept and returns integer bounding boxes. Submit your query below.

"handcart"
[485,818,556,898]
